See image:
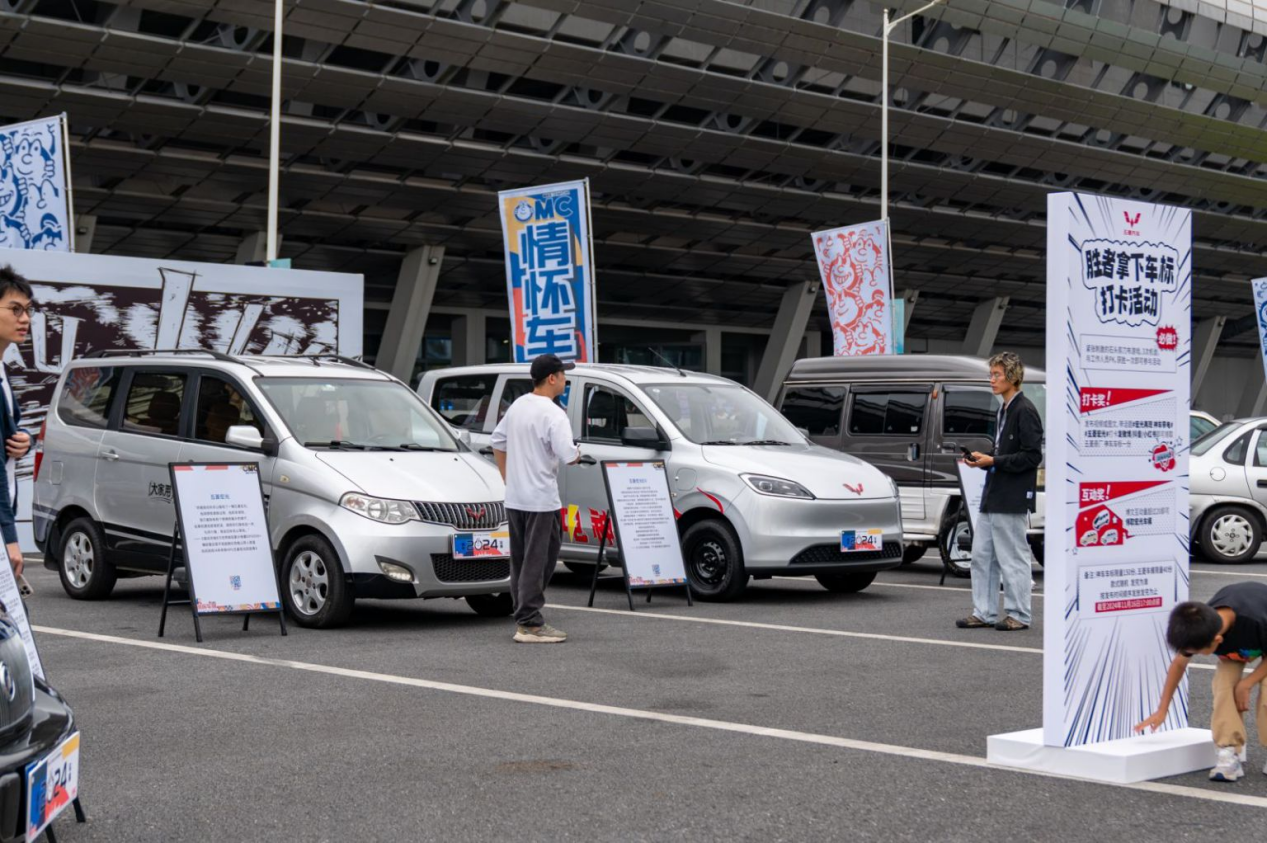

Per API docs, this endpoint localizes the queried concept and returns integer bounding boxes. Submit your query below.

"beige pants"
[1212,659,1267,748]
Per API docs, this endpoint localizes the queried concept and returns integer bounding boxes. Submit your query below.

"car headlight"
[742,474,815,499]
[340,492,419,524]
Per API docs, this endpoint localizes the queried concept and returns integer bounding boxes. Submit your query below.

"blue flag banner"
[0,114,73,252]
[1253,277,1267,383]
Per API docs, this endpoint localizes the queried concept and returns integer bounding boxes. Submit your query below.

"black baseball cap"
[530,353,576,382]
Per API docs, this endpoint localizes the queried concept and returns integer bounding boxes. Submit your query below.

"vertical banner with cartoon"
[1252,277,1267,384]
[0,114,73,252]
[1043,193,1191,747]
[810,220,893,356]
[497,179,597,363]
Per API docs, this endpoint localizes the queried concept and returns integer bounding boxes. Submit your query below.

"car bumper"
[731,491,904,574]
[0,683,76,843]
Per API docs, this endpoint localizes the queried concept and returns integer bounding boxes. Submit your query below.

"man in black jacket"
[957,351,1044,631]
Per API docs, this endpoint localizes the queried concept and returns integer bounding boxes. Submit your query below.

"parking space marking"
[33,625,1262,809]
[1190,568,1267,579]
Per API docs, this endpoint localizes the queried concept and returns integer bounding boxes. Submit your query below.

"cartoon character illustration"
[815,224,891,357]
[0,119,67,251]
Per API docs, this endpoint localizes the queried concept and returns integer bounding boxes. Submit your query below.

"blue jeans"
[970,511,1032,625]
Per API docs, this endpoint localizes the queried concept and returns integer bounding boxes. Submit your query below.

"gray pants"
[507,508,561,628]
[970,511,1032,626]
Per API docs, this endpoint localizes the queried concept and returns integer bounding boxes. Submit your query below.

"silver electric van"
[420,363,903,600]
[33,351,512,628]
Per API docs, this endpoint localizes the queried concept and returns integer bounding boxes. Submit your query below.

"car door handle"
[100,450,120,461]
[940,442,959,453]
[1258,480,1267,488]
[578,455,597,466]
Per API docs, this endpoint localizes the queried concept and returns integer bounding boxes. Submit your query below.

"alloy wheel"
[64,532,94,588]
[289,551,330,616]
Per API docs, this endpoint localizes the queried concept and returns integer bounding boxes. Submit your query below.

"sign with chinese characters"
[169,463,281,614]
[498,179,597,363]
[810,220,893,356]
[0,114,73,252]
[600,461,688,588]
[0,556,42,680]
[955,459,987,536]
[1043,193,1191,748]
[1252,277,1267,386]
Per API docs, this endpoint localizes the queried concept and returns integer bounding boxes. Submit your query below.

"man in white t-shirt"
[491,354,580,644]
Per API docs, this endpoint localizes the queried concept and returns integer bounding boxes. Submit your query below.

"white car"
[1190,417,1267,564]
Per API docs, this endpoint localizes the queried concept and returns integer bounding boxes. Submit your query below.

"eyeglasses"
[988,372,1006,381]
[3,303,35,319]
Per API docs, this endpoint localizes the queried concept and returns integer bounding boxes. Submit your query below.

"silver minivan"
[419,363,904,600]
[33,351,512,628]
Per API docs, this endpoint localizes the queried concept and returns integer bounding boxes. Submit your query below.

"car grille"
[432,554,511,584]
[790,543,903,565]
[414,501,506,530]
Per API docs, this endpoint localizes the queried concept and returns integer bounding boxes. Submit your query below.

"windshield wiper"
[398,444,447,451]
[700,440,740,446]
[302,440,368,450]
[742,440,795,446]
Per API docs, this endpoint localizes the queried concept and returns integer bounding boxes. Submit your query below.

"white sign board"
[602,461,687,587]
[170,463,281,614]
[0,561,42,679]
[955,460,987,536]
[1043,193,1191,748]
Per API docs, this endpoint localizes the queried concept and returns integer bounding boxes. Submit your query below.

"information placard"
[170,463,281,615]
[601,461,688,588]
[0,562,42,680]
[955,459,987,536]
[1043,193,1191,747]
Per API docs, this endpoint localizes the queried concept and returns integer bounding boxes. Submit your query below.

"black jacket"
[981,392,1043,515]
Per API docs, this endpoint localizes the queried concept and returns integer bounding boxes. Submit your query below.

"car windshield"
[642,383,804,445]
[1024,382,1047,425]
[1191,414,1218,440]
[257,377,459,452]
[1191,422,1242,457]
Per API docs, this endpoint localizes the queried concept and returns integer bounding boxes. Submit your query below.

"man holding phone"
[956,351,1043,632]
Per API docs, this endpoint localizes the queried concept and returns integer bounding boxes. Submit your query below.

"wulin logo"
[0,662,14,703]
[1124,212,1141,226]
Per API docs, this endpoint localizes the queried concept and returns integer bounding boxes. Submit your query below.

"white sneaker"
[1210,746,1244,782]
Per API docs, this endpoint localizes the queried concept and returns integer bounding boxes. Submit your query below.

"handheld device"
[960,446,975,459]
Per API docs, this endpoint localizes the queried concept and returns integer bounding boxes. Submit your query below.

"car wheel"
[1028,536,1044,567]
[57,517,117,600]
[562,561,607,577]
[1200,506,1262,565]
[282,534,353,628]
[938,509,972,579]
[901,545,926,565]
[682,519,748,602]
[814,572,877,593]
[466,593,514,617]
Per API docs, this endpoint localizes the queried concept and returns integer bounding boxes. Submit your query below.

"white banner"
[810,220,893,356]
[602,461,687,587]
[1252,277,1267,383]
[0,115,73,252]
[171,463,281,614]
[1043,193,1191,747]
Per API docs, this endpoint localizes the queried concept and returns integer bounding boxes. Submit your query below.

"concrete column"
[1191,316,1227,399]
[704,327,723,375]
[451,313,487,367]
[1239,378,1267,419]
[235,231,269,265]
[376,245,444,383]
[753,280,817,402]
[803,330,822,359]
[961,296,1009,358]
[72,215,96,254]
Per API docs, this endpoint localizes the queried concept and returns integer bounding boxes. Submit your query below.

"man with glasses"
[957,351,1043,632]
[0,267,34,581]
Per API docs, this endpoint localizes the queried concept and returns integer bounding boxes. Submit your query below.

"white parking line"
[1191,568,1267,579]
[33,625,1262,809]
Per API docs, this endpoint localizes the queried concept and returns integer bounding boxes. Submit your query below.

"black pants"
[507,508,561,627]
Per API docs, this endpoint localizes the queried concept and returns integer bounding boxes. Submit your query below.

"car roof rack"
[85,348,240,363]
[259,353,377,371]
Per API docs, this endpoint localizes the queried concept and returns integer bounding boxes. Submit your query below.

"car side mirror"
[226,425,278,457]
[455,429,472,448]
[621,426,670,451]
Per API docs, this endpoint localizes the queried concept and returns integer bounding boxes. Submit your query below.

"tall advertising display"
[1252,277,1267,380]
[810,220,893,356]
[497,179,597,363]
[1042,193,1191,748]
[0,115,73,252]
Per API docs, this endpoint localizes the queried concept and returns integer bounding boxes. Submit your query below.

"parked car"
[33,352,512,628]
[1190,418,1267,564]
[420,364,904,600]
[776,355,1047,577]
[1191,410,1219,441]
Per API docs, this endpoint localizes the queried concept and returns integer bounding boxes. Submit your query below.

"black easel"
[43,797,87,843]
[158,524,204,642]
[586,527,634,611]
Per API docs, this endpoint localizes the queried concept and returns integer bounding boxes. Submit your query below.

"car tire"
[282,534,354,628]
[466,592,514,617]
[814,572,877,593]
[1028,536,1044,567]
[901,545,926,565]
[1199,506,1262,565]
[682,519,748,602]
[57,517,117,600]
[938,508,972,579]
[562,561,607,577]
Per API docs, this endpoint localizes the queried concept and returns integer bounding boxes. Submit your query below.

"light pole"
[881,0,943,224]
[267,0,284,263]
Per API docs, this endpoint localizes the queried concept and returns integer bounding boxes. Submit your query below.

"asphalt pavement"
[23,554,1267,842]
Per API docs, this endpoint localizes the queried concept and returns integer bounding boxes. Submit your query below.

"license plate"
[841,529,883,553]
[453,530,510,559]
[26,731,80,842]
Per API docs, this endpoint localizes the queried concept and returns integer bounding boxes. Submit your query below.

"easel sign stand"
[941,460,986,586]
[159,463,287,642]
[587,460,693,611]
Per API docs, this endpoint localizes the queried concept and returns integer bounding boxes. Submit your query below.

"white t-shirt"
[490,394,579,512]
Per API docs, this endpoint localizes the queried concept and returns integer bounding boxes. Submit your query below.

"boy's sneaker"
[513,624,567,644]
[1210,746,1244,782]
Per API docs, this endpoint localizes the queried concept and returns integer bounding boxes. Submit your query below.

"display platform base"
[987,727,1215,784]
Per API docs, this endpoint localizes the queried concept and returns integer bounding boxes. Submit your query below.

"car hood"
[698,443,895,500]
[314,451,504,501]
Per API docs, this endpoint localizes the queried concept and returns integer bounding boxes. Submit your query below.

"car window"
[582,385,653,444]
[1254,433,1267,468]
[432,375,497,430]
[780,387,845,436]
[1224,433,1251,466]
[496,378,534,423]
[194,375,264,444]
[1192,422,1240,456]
[1191,415,1217,441]
[943,387,998,437]
[848,391,927,436]
[58,366,120,429]
[121,371,186,437]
